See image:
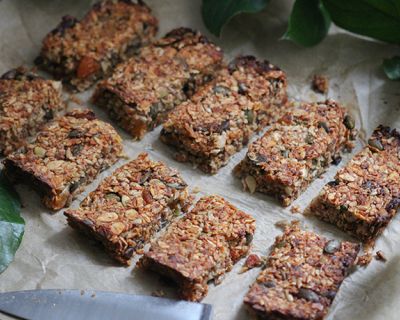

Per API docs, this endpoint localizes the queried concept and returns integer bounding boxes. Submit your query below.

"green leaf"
[322,0,400,44]
[202,0,270,36]
[283,0,331,47]
[0,172,24,274]
[383,56,400,80]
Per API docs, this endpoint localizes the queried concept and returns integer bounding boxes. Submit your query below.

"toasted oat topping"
[161,55,287,174]
[140,195,256,301]
[244,224,360,320]
[4,109,123,210]
[0,67,63,155]
[93,28,223,138]
[65,152,190,265]
[310,125,400,242]
[36,0,158,91]
[235,99,356,206]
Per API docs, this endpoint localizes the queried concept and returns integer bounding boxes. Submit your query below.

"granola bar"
[309,125,400,243]
[139,195,256,301]
[3,109,123,210]
[0,67,63,155]
[160,56,287,174]
[234,100,356,206]
[64,153,190,265]
[92,27,223,139]
[244,224,360,320]
[35,0,158,91]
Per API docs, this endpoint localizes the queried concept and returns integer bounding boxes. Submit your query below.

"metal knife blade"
[0,289,212,320]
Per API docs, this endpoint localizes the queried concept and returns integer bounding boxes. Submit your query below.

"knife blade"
[0,289,212,320]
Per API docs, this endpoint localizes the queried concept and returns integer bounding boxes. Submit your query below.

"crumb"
[275,219,300,229]
[312,74,329,94]
[290,205,301,214]
[68,94,83,106]
[239,254,264,274]
[91,293,96,298]
[192,186,201,194]
[151,290,165,297]
[375,250,387,262]
[356,253,372,266]
[80,290,85,296]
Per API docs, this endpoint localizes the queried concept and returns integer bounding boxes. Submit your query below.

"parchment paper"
[0,1,399,319]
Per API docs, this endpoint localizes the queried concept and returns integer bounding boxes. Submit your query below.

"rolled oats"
[93,27,223,139]
[160,55,287,174]
[4,109,123,210]
[35,0,158,91]
[309,125,400,243]
[234,100,356,206]
[64,153,190,265]
[139,195,256,301]
[244,224,360,320]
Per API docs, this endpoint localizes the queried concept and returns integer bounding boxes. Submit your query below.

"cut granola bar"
[139,195,256,301]
[234,100,356,206]
[309,125,400,243]
[35,0,158,91]
[0,67,63,155]
[160,55,287,174]
[92,27,223,139]
[4,109,123,210]
[244,224,360,320]
[64,153,190,265]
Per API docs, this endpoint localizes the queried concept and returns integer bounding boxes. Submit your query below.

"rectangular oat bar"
[234,100,356,206]
[64,152,190,265]
[35,0,158,91]
[309,125,400,243]
[244,224,360,320]
[3,109,123,210]
[139,195,256,301]
[92,27,223,139]
[160,55,287,174]
[0,67,63,156]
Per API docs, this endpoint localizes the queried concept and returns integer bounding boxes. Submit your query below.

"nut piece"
[244,175,257,193]
[77,56,100,79]
[97,212,118,222]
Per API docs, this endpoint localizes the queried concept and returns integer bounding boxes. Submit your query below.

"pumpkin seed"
[33,146,46,158]
[245,109,255,124]
[238,82,248,94]
[105,192,121,201]
[368,138,384,151]
[213,85,230,95]
[343,115,355,129]
[324,239,341,254]
[298,288,319,302]
[318,121,330,133]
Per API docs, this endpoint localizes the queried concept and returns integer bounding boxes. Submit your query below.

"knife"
[0,289,212,320]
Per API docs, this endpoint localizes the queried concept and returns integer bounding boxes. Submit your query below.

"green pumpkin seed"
[368,138,384,151]
[324,239,341,254]
[343,115,355,129]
